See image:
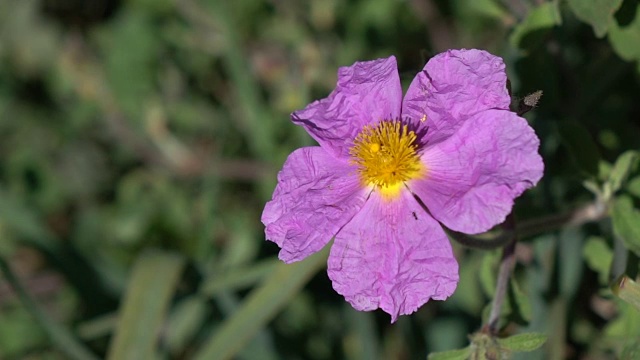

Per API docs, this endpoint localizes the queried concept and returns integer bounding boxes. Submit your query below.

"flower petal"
[402,49,511,146]
[292,56,403,159]
[409,109,543,234]
[262,147,368,263]
[327,189,459,322]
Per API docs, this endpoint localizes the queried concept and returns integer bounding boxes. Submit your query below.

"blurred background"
[1,0,639,359]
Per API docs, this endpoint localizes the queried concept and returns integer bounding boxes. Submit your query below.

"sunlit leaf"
[609,151,639,194]
[611,196,640,256]
[567,0,623,37]
[510,2,561,49]
[609,6,640,64]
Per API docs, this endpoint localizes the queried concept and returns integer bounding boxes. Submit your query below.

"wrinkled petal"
[262,147,368,263]
[292,56,403,159]
[408,109,543,234]
[327,190,459,322]
[402,49,511,146]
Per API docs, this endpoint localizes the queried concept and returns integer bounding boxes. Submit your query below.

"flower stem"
[447,201,607,250]
[485,215,517,334]
[487,240,517,334]
[517,201,607,238]
[444,228,513,249]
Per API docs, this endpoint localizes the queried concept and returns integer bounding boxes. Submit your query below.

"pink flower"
[262,49,543,322]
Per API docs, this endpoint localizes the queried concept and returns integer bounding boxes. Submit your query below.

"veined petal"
[328,189,459,322]
[402,49,511,146]
[409,109,543,234]
[292,56,403,159]
[262,147,368,263]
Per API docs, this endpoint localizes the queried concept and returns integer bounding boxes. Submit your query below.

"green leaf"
[479,250,501,297]
[604,296,640,339]
[455,0,508,21]
[347,309,379,360]
[427,347,471,360]
[508,277,532,323]
[599,160,613,181]
[583,236,613,285]
[99,10,160,121]
[609,151,639,194]
[612,275,640,311]
[106,250,185,360]
[559,228,584,297]
[567,0,623,37]
[621,341,640,360]
[611,195,640,256]
[557,121,601,176]
[0,256,99,360]
[497,332,547,352]
[628,176,640,198]
[609,6,640,63]
[510,2,561,49]
[192,246,329,360]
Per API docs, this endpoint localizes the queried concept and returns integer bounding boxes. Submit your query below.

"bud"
[517,90,543,116]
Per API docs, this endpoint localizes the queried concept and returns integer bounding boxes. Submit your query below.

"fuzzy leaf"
[612,275,640,312]
[428,347,471,360]
[497,332,547,352]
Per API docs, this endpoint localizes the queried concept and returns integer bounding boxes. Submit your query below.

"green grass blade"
[193,247,329,360]
[199,257,279,297]
[0,256,99,360]
[106,250,185,360]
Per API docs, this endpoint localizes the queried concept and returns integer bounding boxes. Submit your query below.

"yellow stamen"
[349,121,423,198]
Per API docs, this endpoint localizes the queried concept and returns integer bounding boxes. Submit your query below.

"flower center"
[350,121,423,195]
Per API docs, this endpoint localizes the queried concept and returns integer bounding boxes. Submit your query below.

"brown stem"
[448,201,608,250]
[517,202,608,238]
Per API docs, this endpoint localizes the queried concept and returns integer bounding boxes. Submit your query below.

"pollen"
[350,121,423,194]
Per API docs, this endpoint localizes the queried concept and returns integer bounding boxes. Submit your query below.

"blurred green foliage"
[0,0,639,359]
